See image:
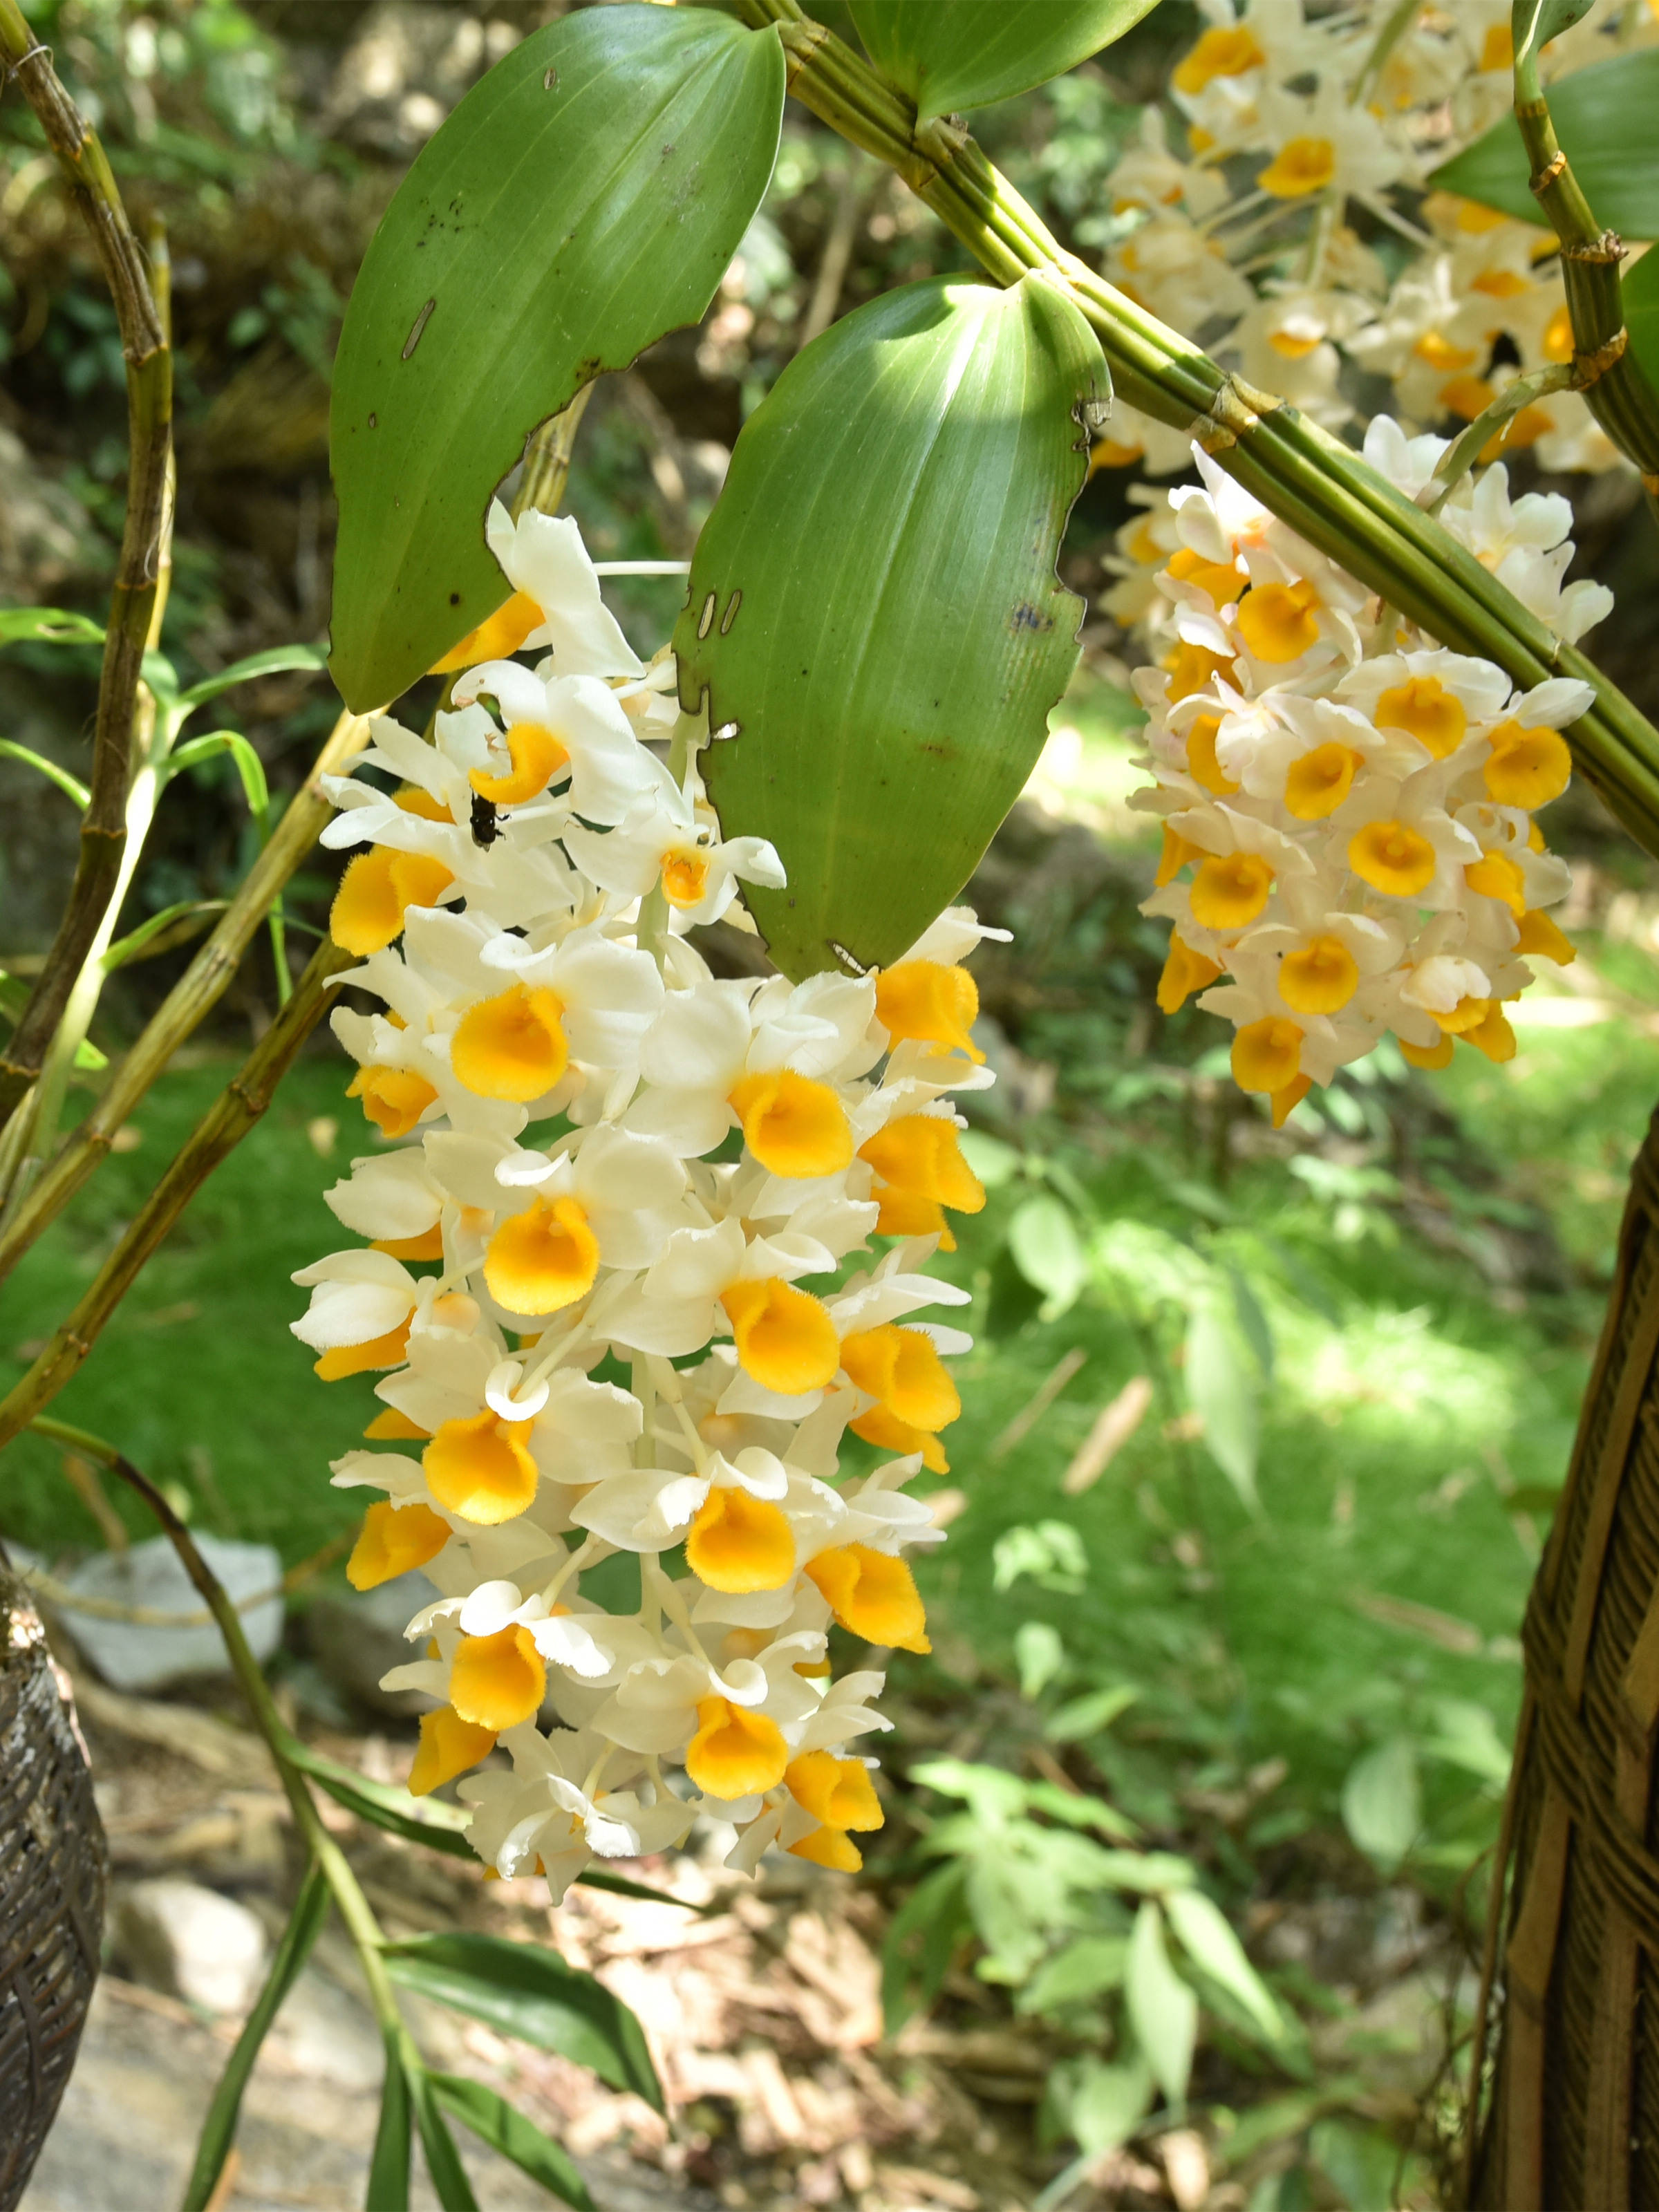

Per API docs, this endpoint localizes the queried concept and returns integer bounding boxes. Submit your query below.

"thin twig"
[0,936,355,1454]
[0,1,172,1126]
[0,707,371,1283]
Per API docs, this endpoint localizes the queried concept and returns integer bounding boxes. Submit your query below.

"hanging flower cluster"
[1125,418,1609,1118]
[1091,0,1645,482]
[292,504,996,1896]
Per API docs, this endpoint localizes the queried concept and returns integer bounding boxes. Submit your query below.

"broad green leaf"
[0,606,104,647]
[849,0,1165,121]
[431,2074,597,2211]
[957,1128,1020,1187]
[1185,1303,1260,1513]
[176,643,327,711]
[1008,1194,1087,1316]
[1423,1698,1512,1786]
[369,2038,414,2211]
[381,1932,662,2109]
[1044,1681,1138,1743]
[1164,1886,1286,2047]
[328,6,785,711]
[182,1862,331,2212]
[1125,1902,1196,2110]
[1013,1619,1065,1701]
[1512,0,1597,67]
[1056,2054,1154,2159]
[412,2071,481,2212]
[1017,1936,1129,2015]
[1427,51,1659,235]
[1340,1736,1421,1869]
[1228,1263,1274,1385]
[678,273,1107,980]
[1622,235,1659,402]
[0,739,89,809]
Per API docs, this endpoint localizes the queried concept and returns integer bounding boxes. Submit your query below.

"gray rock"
[305,1570,436,1719]
[58,1535,283,1692]
[115,1879,268,2016]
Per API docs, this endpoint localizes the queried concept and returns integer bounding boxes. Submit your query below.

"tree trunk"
[0,1566,106,2211]
[1474,1107,1659,2205]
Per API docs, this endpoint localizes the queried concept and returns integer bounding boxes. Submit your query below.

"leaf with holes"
[328,4,784,710]
[848,0,1166,122]
[677,273,1107,981]
[1427,50,1659,234]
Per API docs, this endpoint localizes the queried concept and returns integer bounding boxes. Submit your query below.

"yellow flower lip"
[470,720,569,807]
[347,1499,450,1591]
[805,1544,930,1653]
[1183,713,1238,796]
[1279,936,1358,1015]
[424,1410,540,1524]
[686,1696,788,1799]
[874,960,983,1061]
[840,1322,960,1434]
[1237,579,1322,665]
[1257,135,1336,199]
[1157,932,1224,1015]
[1173,21,1264,93]
[409,1707,497,1797]
[858,1114,985,1218]
[1284,742,1364,822]
[484,1194,599,1316]
[1375,675,1466,760]
[331,845,455,957]
[661,848,712,909]
[685,1485,797,1594]
[785,1750,884,1833]
[451,984,569,1103]
[1231,1015,1302,1096]
[1190,851,1273,929]
[1348,818,1436,897]
[1483,720,1571,809]
[720,1277,841,1396]
[729,1069,854,1180]
[429,587,543,675]
[348,1064,437,1140]
[449,1624,546,1732]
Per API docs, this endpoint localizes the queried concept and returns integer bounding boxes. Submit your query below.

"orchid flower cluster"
[1123,415,1609,1118]
[291,503,995,1895]
[1094,0,1647,482]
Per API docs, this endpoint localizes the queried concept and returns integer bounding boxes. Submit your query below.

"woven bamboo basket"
[1473,1110,1659,2206]
[0,1567,106,2211]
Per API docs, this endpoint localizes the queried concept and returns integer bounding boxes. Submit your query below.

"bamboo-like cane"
[0,3,173,1127]
[726,0,1659,859]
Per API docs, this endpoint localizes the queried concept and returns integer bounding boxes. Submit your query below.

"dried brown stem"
[0,1,174,1125]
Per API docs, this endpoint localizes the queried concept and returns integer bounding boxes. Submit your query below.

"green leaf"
[1512,0,1597,68]
[168,730,272,825]
[412,2070,481,2212]
[1007,1194,1087,1317]
[1185,1302,1260,1514]
[102,899,229,973]
[881,1859,973,2034]
[176,643,328,711]
[677,272,1107,980]
[1056,2054,1154,2159]
[1017,1936,1129,2015]
[381,1932,662,2110]
[1164,1886,1287,2047]
[0,739,89,809]
[328,6,785,711]
[1427,50,1659,235]
[1340,1736,1422,1870]
[1044,1681,1138,1743]
[0,606,104,648]
[182,1862,331,2212]
[1124,1900,1196,2110]
[848,1,1164,122]
[1423,1698,1512,1786]
[1622,234,1659,400]
[431,2074,597,2211]
[957,1128,1020,1187]
[369,2038,414,2211]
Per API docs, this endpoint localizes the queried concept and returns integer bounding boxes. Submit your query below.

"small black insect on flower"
[471,792,501,847]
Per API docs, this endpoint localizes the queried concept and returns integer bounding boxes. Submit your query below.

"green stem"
[725,0,1659,859]
[0,937,354,1454]
[28,1414,407,2030]
[1425,364,1576,516]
